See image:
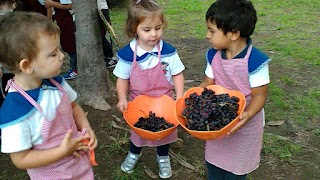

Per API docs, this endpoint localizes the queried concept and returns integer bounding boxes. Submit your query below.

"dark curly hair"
[206,0,257,38]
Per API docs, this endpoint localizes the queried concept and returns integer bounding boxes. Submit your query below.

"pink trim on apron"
[205,45,264,175]
[8,79,94,180]
[129,41,177,147]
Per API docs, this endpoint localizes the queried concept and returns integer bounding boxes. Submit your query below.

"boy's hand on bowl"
[227,111,249,136]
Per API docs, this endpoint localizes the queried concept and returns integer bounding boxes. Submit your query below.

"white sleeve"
[97,0,108,10]
[249,63,270,88]
[62,79,77,102]
[1,121,33,153]
[38,0,44,5]
[59,0,72,5]
[113,60,132,79]
[204,62,214,79]
[168,53,185,75]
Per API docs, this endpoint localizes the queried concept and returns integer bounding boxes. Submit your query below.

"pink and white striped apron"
[129,42,178,147]
[8,79,94,180]
[205,45,264,175]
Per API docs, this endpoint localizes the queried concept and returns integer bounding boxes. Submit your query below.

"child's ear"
[230,31,241,41]
[19,59,34,74]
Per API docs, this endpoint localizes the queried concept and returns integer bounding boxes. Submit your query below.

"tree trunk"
[72,0,112,111]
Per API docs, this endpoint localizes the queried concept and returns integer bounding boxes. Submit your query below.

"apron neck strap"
[49,79,64,91]
[244,45,253,59]
[6,79,43,113]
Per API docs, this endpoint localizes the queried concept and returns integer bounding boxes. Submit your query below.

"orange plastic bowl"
[175,85,246,140]
[123,95,179,141]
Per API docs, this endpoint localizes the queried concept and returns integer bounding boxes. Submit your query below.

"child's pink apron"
[8,79,94,180]
[205,45,264,175]
[128,42,177,147]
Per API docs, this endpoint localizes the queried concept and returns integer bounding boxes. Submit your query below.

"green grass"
[266,83,290,115]
[290,94,320,125]
[263,133,301,161]
[158,0,212,39]
[254,0,320,66]
[110,166,144,180]
[107,134,128,155]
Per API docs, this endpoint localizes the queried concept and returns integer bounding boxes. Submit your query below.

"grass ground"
[1,0,319,179]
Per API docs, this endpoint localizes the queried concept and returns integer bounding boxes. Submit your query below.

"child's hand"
[227,111,250,136]
[82,128,98,166]
[84,128,98,150]
[44,0,53,8]
[60,129,91,158]
[117,99,128,113]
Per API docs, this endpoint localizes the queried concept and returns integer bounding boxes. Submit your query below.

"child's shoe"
[157,155,172,179]
[105,57,117,69]
[121,152,141,173]
[63,69,77,80]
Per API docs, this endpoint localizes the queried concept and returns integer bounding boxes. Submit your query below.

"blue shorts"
[206,161,247,180]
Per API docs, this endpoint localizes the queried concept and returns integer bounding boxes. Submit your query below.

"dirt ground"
[1,37,319,180]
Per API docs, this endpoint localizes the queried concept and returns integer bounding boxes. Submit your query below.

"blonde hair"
[125,0,167,38]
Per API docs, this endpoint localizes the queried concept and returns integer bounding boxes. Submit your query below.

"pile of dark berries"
[134,111,174,132]
[182,88,240,131]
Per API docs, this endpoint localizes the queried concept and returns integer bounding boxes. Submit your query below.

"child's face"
[205,20,231,50]
[136,16,163,51]
[31,33,64,79]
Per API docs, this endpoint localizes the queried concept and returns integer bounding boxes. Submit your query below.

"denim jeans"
[68,53,77,71]
[206,161,247,180]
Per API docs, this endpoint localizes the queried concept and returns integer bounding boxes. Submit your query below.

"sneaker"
[157,155,172,179]
[121,152,141,174]
[63,69,77,80]
[105,57,117,69]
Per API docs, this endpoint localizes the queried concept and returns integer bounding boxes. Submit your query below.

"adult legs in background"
[68,53,77,73]
[100,9,117,69]
[54,9,78,79]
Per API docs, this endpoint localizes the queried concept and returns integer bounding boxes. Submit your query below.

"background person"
[44,0,78,80]
[97,0,118,69]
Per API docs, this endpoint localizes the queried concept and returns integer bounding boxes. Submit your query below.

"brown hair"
[125,0,167,38]
[0,11,60,73]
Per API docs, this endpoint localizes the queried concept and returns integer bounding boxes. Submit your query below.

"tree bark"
[72,0,112,111]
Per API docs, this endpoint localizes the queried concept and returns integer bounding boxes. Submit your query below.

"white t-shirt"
[60,0,72,4]
[1,80,77,153]
[97,0,108,10]
[38,0,44,5]
[38,0,72,5]
[113,39,185,85]
[44,0,75,21]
